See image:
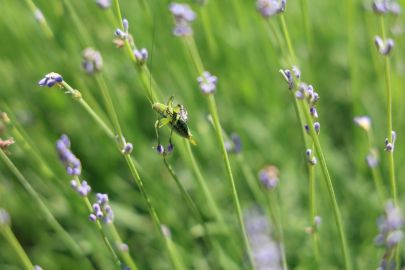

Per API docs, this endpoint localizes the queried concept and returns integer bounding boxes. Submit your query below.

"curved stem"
[109,225,139,270]
[279,15,296,65]
[0,225,34,270]
[183,35,255,269]
[0,151,91,266]
[301,100,352,270]
[73,176,122,269]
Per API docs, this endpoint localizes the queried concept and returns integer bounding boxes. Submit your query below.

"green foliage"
[0,0,404,269]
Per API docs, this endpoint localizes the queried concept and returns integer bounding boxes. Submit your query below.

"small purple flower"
[96,211,104,218]
[96,0,111,9]
[258,165,280,190]
[366,154,378,168]
[89,214,97,222]
[157,144,164,156]
[304,124,310,135]
[197,71,218,94]
[78,187,88,197]
[166,144,174,156]
[374,36,395,56]
[169,3,196,36]
[309,107,318,119]
[115,28,127,39]
[46,79,56,87]
[372,0,390,14]
[38,77,47,86]
[38,72,63,88]
[121,142,133,155]
[70,180,78,190]
[93,203,100,213]
[256,0,282,17]
[82,48,103,74]
[314,122,320,135]
[0,209,10,225]
[122,19,129,32]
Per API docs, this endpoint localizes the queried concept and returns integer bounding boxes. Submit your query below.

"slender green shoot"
[109,225,139,270]
[0,150,92,267]
[182,35,255,270]
[72,176,122,269]
[93,73,180,269]
[0,223,35,270]
[309,143,320,269]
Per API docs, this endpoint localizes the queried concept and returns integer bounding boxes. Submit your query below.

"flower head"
[197,71,218,94]
[256,0,286,17]
[38,72,63,88]
[169,3,196,36]
[82,48,103,74]
[258,165,280,190]
[56,134,81,176]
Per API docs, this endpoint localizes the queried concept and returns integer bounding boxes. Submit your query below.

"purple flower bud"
[104,217,112,224]
[366,155,378,168]
[314,122,320,135]
[309,107,318,119]
[120,243,129,252]
[46,79,56,87]
[304,124,310,135]
[312,93,319,106]
[38,78,47,87]
[54,74,63,83]
[314,216,322,227]
[66,167,73,175]
[56,140,66,153]
[96,0,111,9]
[306,149,312,159]
[197,76,203,84]
[0,209,10,225]
[72,168,81,176]
[372,1,389,14]
[166,144,174,156]
[141,48,148,61]
[292,65,300,79]
[374,234,385,246]
[392,131,396,144]
[121,143,133,155]
[381,39,394,56]
[70,180,78,190]
[295,91,303,99]
[387,230,404,248]
[60,134,71,149]
[385,143,394,152]
[89,214,97,222]
[279,0,287,13]
[102,194,109,203]
[93,203,100,213]
[161,224,172,237]
[157,144,164,156]
[115,28,127,39]
[93,51,103,71]
[77,187,87,197]
[105,205,111,213]
[256,0,280,17]
[82,61,94,74]
[231,133,242,153]
[96,193,103,200]
[122,19,129,32]
[96,211,104,218]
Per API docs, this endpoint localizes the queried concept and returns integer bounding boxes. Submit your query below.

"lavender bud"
[70,180,78,190]
[96,193,103,200]
[197,76,203,84]
[157,144,164,156]
[93,51,103,71]
[54,74,63,83]
[100,194,108,203]
[89,214,97,222]
[292,65,300,79]
[82,61,94,74]
[166,144,174,156]
[387,230,404,248]
[314,122,320,135]
[115,28,127,39]
[372,1,389,14]
[353,116,372,131]
[258,165,280,190]
[77,187,88,197]
[96,211,104,218]
[46,78,56,87]
[161,224,172,237]
[96,0,111,8]
[256,0,280,17]
[105,205,111,213]
[312,93,319,106]
[231,133,242,153]
[392,131,396,144]
[38,77,47,87]
[295,91,304,99]
[141,48,148,61]
[314,216,322,227]
[309,107,318,119]
[374,35,384,51]
[34,266,43,270]
[374,234,385,246]
[104,217,112,224]
[66,167,74,175]
[366,155,378,168]
[391,2,402,15]
[381,39,394,55]
[0,209,10,225]
[306,149,312,159]
[60,134,71,149]
[304,124,310,135]
[122,19,129,32]
[385,143,394,152]
[56,140,66,153]
[93,203,100,213]
[121,143,133,155]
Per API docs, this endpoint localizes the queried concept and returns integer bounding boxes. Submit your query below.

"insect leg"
[154,118,161,144]
[167,94,175,109]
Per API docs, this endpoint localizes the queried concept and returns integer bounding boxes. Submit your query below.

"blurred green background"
[0,0,404,269]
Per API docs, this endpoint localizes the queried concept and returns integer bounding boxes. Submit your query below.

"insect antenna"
[103,72,153,106]
[149,15,156,104]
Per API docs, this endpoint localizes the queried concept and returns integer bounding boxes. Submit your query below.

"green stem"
[309,143,320,269]
[267,190,287,270]
[24,0,54,39]
[267,20,291,67]
[0,225,34,270]
[301,100,352,270]
[73,176,122,269]
[183,35,255,269]
[184,140,227,226]
[279,15,296,65]
[366,130,387,204]
[61,0,93,47]
[0,150,91,265]
[93,73,179,269]
[300,0,313,55]
[110,225,139,270]
[379,14,398,270]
